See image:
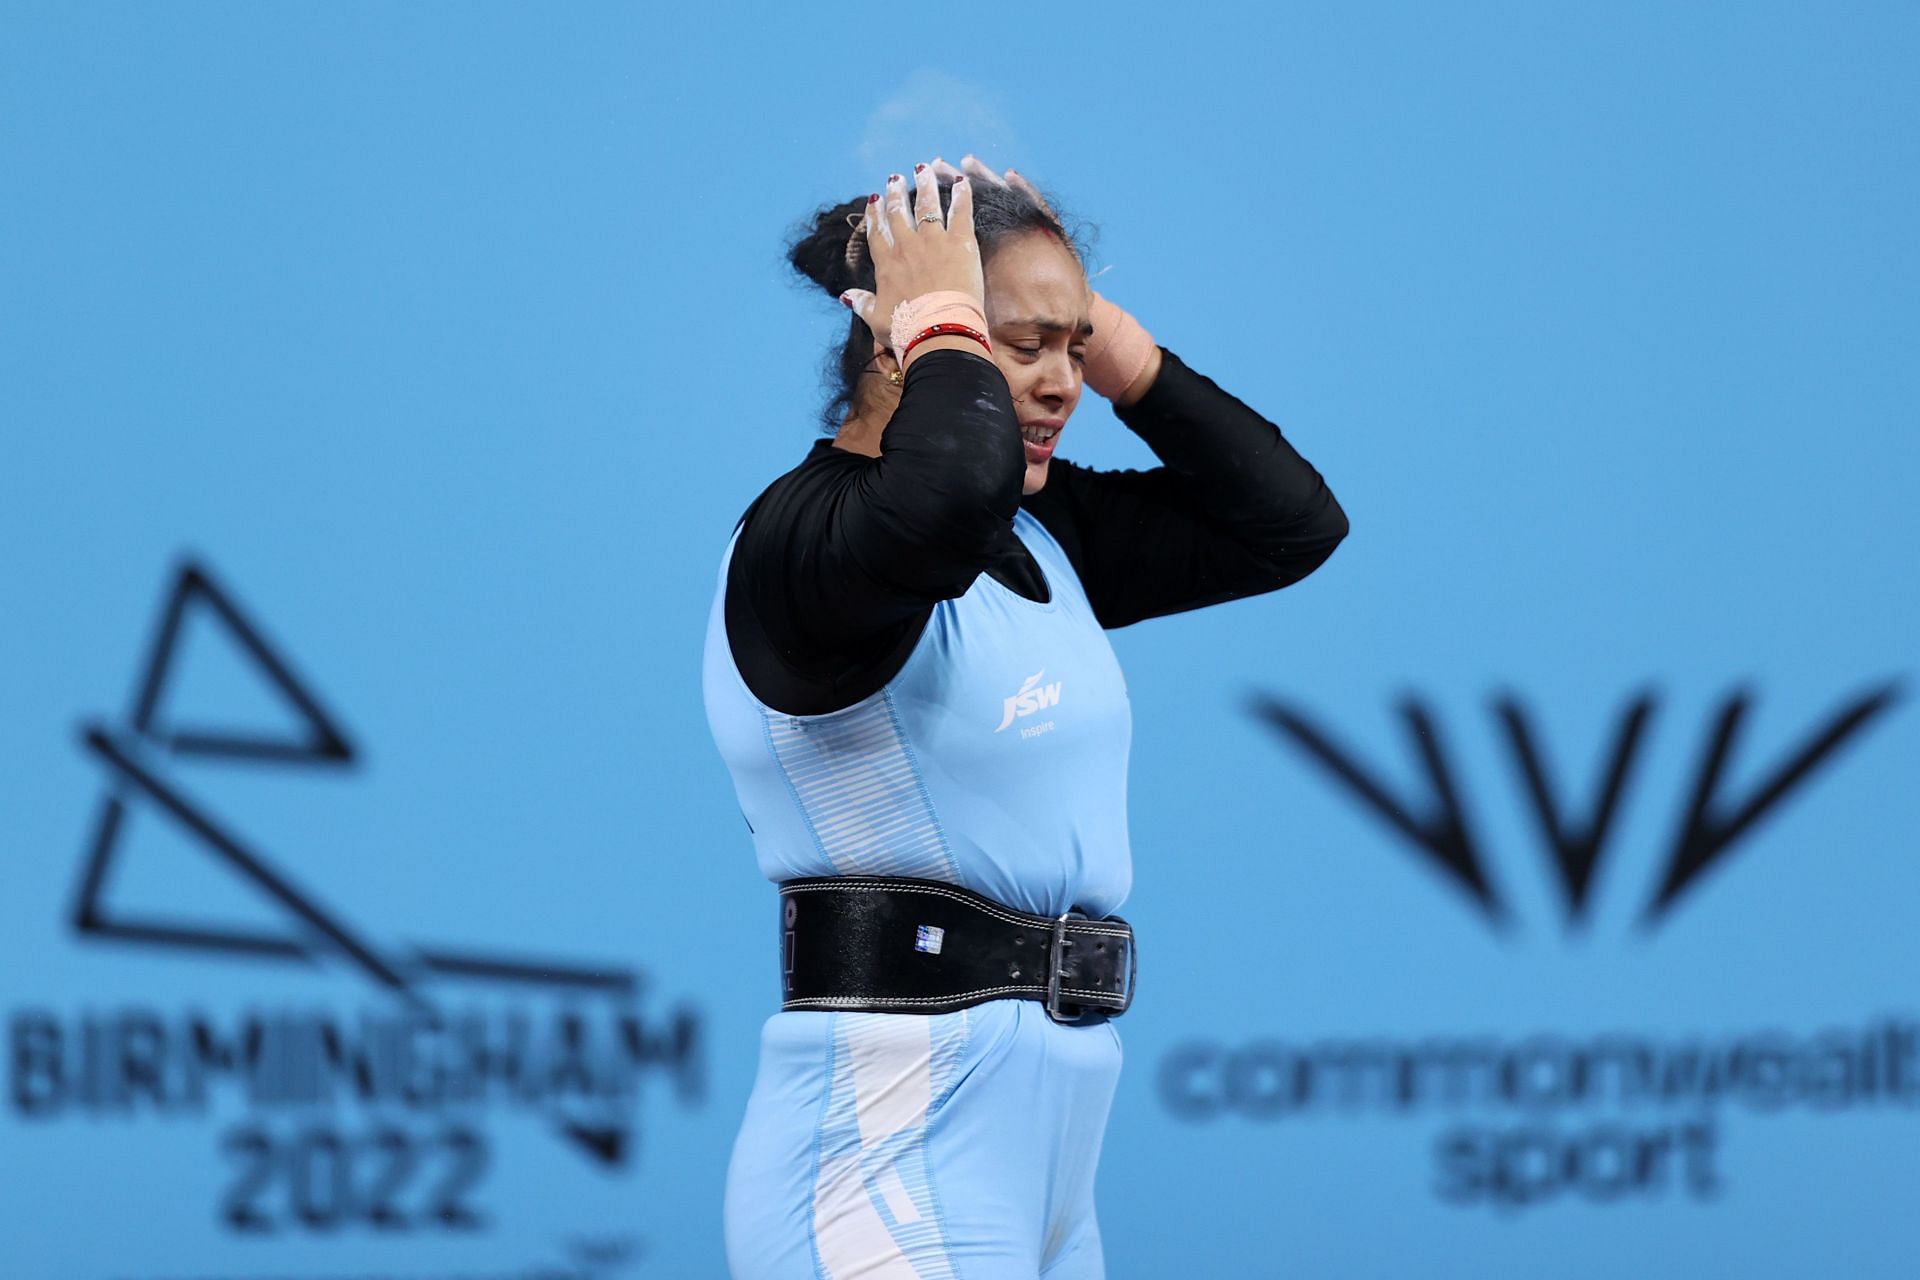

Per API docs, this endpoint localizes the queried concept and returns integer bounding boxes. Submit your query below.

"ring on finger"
[917,213,941,224]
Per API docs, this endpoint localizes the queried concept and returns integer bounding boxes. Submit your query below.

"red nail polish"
[914,163,927,174]
[889,173,902,183]
[869,193,880,203]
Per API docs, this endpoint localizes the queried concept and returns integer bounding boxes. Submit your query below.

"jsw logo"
[996,669,1063,732]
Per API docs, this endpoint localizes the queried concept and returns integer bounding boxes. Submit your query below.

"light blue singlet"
[703,505,1134,1279]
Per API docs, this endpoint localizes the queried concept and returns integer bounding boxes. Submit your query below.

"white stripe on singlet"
[811,1012,966,1279]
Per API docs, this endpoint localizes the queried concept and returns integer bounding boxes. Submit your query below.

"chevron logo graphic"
[1247,682,1901,932]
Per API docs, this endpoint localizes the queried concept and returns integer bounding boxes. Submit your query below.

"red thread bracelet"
[901,322,992,362]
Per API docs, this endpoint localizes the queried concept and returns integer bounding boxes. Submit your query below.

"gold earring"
[887,369,903,385]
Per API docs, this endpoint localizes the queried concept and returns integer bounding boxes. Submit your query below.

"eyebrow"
[998,316,1096,339]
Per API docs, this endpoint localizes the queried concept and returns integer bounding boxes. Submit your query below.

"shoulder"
[733,438,865,542]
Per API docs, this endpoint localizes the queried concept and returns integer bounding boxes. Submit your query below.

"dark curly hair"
[785,177,1092,433]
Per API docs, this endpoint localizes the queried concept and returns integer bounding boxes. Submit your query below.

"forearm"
[1113,347,1348,568]
[855,346,1024,593]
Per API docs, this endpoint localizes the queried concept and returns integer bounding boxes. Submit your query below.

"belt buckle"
[1045,910,1134,1025]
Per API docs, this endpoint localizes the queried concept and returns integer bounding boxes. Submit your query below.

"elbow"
[1265,489,1349,589]
[1319,492,1351,557]
[1301,491,1351,577]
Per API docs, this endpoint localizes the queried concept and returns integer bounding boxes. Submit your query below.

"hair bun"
[787,197,869,298]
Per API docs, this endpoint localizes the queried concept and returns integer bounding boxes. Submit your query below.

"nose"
[1030,349,1081,411]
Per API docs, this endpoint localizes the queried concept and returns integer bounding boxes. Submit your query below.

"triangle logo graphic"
[128,561,353,764]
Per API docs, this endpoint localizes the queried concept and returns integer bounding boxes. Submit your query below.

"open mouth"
[1021,422,1062,447]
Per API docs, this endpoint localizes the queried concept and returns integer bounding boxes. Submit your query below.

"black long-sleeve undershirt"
[725,346,1348,717]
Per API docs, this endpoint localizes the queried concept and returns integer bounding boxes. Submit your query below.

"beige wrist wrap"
[889,291,989,366]
[1083,292,1157,401]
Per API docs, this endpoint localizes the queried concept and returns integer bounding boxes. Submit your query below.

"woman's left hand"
[930,155,1053,219]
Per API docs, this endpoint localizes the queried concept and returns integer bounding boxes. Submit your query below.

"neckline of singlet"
[986,510,1060,613]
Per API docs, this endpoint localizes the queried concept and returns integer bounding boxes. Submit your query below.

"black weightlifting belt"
[778,875,1137,1024]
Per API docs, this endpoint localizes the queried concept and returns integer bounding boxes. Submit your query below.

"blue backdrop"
[3,4,1916,1277]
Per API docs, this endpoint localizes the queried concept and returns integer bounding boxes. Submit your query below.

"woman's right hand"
[840,164,984,364]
